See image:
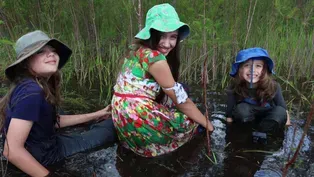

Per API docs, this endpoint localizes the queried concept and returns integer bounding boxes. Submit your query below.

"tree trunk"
[202,0,208,84]
[212,32,217,82]
[138,0,142,30]
[172,0,177,7]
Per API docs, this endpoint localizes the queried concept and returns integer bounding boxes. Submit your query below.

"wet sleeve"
[163,82,188,104]
[139,49,166,71]
[11,91,43,122]
[226,89,236,118]
[273,83,287,109]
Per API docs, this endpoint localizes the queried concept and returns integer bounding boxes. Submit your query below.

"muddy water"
[1,87,313,177]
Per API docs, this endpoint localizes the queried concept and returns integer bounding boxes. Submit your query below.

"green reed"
[0,1,313,175]
[0,0,312,106]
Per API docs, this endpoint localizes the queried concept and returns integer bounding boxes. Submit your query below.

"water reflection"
[0,89,313,177]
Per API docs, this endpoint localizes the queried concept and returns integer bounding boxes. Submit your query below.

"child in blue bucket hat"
[226,47,291,135]
[111,3,214,157]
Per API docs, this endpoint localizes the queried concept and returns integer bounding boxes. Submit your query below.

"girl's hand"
[226,117,233,123]
[208,123,214,132]
[205,120,214,132]
[95,105,112,121]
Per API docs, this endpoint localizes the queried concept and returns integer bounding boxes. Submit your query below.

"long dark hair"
[231,60,277,102]
[0,57,62,131]
[131,29,181,103]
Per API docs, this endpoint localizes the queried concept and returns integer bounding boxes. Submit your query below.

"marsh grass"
[0,1,313,175]
[0,87,7,97]
[203,150,218,165]
[0,0,312,106]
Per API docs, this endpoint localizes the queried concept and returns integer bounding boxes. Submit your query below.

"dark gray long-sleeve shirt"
[226,82,287,117]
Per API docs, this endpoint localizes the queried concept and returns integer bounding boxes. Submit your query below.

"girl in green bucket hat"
[0,30,117,176]
[111,3,213,157]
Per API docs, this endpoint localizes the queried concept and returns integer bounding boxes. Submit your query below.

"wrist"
[202,121,213,131]
[207,121,214,131]
[95,110,104,119]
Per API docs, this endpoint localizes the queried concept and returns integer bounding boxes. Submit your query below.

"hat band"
[16,40,48,60]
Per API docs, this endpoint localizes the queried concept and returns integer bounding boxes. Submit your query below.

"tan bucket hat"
[5,30,72,81]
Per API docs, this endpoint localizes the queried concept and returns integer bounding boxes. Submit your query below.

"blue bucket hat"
[230,47,275,77]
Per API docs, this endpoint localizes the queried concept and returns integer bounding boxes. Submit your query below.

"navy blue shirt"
[4,79,60,165]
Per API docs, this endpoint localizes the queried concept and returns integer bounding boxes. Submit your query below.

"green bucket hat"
[5,30,72,81]
[135,3,190,40]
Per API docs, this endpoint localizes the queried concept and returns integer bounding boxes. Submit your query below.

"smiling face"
[157,30,178,56]
[28,45,60,78]
[239,59,265,84]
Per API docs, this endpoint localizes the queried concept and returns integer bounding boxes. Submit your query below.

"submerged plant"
[203,150,218,165]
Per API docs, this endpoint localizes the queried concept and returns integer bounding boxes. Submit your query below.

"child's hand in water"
[286,111,291,126]
[226,117,233,123]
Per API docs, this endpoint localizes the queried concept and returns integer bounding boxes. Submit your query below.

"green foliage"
[0,0,313,109]
[61,91,94,114]
[0,87,7,96]
[0,39,14,45]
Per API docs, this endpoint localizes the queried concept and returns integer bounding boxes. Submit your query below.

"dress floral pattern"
[111,46,197,157]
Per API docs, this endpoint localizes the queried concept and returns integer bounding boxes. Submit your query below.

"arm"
[273,83,291,125]
[226,88,236,123]
[57,105,111,128]
[273,83,287,109]
[149,60,213,131]
[3,119,49,177]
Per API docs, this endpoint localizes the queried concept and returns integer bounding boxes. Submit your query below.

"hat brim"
[47,39,72,69]
[230,57,275,77]
[5,39,72,81]
[135,19,190,40]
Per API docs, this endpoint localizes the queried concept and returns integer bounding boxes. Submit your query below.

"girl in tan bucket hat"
[0,30,117,176]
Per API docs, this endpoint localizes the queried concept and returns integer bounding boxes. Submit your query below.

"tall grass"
[0,0,313,106]
[0,1,313,175]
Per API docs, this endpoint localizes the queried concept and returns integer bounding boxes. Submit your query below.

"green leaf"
[287,7,299,19]
[0,39,14,45]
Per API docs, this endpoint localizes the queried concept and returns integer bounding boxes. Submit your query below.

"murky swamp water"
[1,85,313,177]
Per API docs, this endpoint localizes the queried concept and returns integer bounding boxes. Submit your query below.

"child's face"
[28,45,60,78]
[240,59,264,84]
[157,30,178,56]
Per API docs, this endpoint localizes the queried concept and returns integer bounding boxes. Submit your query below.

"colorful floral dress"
[111,46,197,157]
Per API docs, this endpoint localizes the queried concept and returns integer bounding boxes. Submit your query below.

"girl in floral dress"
[111,3,214,157]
